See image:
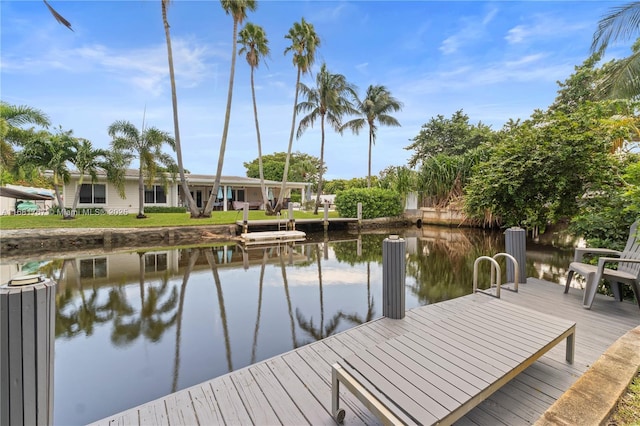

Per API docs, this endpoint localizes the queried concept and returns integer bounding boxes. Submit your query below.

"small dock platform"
[236,217,358,232]
[93,278,640,426]
[240,230,307,245]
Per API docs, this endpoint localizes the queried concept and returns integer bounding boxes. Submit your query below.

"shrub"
[335,188,403,219]
[144,206,187,214]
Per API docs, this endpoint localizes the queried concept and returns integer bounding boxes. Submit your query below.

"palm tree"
[0,101,50,170]
[67,139,110,216]
[18,128,76,216]
[341,85,403,188]
[296,63,358,214]
[591,2,640,98]
[161,0,200,218]
[204,0,257,216]
[108,120,176,218]
[238,22,273,214]
[277,18,320,213]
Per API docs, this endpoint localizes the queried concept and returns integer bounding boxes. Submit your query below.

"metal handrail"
[493,252,519,292]
[473,256,501,298]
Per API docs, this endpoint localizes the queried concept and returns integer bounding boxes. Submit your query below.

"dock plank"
[248,362,310,425]
[210,376,253,425]
[188,385,223,426]
[94,279,639,426]
[229,368,280,425]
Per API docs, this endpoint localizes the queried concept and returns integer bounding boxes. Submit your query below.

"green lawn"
[0,210,341,230]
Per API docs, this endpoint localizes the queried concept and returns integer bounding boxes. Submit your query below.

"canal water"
[1,226,576,425]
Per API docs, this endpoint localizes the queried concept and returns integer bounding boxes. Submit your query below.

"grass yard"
[0,210,341,230]
[607,372,640,426]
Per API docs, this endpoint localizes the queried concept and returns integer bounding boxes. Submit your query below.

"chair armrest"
[574,248,621,262]
[596,257,640,269]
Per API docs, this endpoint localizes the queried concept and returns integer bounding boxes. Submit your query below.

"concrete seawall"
[1,225,237,259]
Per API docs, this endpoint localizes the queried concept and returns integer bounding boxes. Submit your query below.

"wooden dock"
[239,230,307,245]
[236,217,359,232]
[92,278,640,426]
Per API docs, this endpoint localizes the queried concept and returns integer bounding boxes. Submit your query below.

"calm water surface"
[1,226,576,425]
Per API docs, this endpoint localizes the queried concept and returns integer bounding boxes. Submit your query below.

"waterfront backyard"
[3,224,623,425]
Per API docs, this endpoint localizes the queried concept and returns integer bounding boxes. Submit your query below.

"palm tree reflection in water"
[295,244,342,344]
[40,227,576,426]
[204,248,233,373]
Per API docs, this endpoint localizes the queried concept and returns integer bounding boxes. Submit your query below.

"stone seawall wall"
[1,225,237,259]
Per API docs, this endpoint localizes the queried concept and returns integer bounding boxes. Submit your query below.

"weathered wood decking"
[93,278,640,426]
[236,217,359,233]
[239,230,307,245]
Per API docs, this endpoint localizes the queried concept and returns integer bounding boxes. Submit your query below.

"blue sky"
[1,1,632,180]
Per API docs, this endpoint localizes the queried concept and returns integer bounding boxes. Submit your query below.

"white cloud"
[3,38,219,96]
[439,7,499,55]
[505,14,590,45]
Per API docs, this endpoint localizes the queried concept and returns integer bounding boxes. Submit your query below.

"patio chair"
[564,220,640,309]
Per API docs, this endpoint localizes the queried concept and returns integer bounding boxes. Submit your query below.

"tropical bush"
[144,206,187,214]
[569,153,640,249]
[335,187,402,219]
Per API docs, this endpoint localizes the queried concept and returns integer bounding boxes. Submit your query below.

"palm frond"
[43,0,73,31]
[592,2,640,54]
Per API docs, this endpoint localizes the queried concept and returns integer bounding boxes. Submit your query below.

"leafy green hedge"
[335,188,403,219]
[144,206,187,213]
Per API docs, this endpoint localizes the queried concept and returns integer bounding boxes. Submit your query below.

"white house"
[54,170,311,214]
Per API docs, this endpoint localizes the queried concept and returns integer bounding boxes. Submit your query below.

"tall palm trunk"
[277,67,302,212]
[368,126,374,188]
[52,173,66,217]
[162,0,199,218]
[313,115,326,215]
[205,18,239,215]
[137,164,145,217]
[71,174,86,216]
[250,64,271,213]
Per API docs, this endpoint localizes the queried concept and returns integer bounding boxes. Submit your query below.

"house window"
[79,184,106,204]
[145,185,167,204]
[144,253,168,273]
[80,258,107,279]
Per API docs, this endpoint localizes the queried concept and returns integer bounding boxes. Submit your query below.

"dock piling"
[1,275,56,426]
[323,202,329,232]
[243,203,249,234]
[288,203,295,231]
[383,235,406,319]
[505,227,526,284]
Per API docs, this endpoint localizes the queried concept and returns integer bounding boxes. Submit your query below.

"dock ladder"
[473,253,519,298]
[277,211,288,231]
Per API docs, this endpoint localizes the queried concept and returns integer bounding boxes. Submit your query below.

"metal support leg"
[564,270,574,294]
[566,329,575,364]
[331,365,345,423]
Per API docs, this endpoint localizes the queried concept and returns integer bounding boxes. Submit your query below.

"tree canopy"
[243,151,322,186]
[404,110,494,168]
